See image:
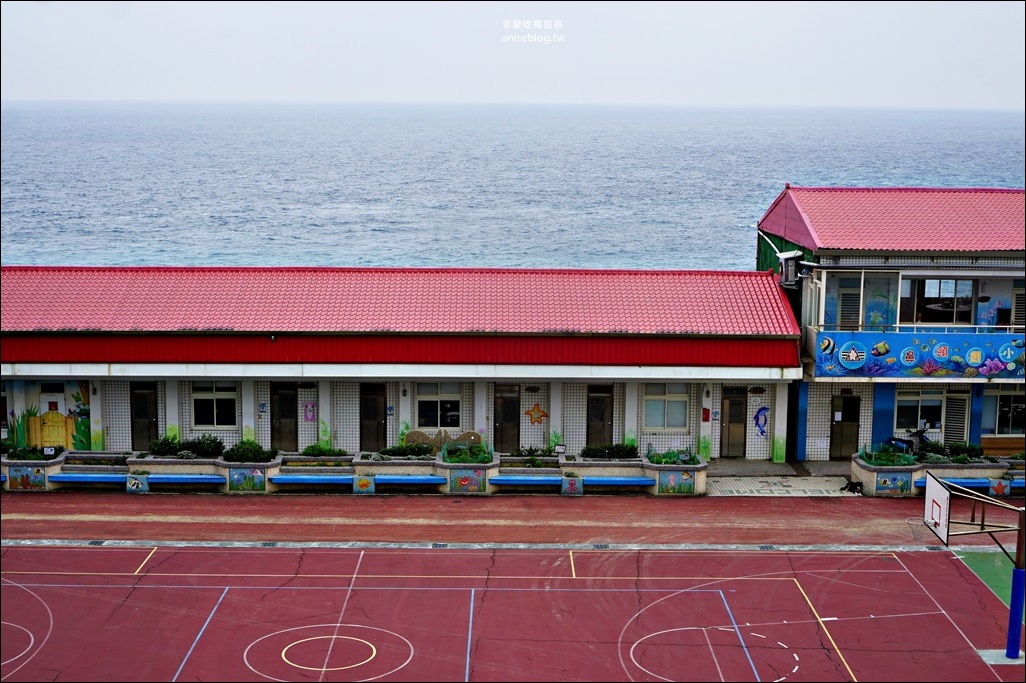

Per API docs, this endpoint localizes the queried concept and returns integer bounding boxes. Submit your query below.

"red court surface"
[2,544,1023,682]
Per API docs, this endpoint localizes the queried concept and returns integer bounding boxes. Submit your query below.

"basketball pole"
[1006,507,1025,660]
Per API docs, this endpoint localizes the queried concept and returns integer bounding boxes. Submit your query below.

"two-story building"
[756,185,1025,461]
[1,266,801,462]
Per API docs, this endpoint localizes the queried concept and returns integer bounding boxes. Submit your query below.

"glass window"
[416,382,461,429]
[901,278,975,324]
[895,391,944,430]
[643,383,688,430]
[192,381,237,428]
[983,390,1025,435]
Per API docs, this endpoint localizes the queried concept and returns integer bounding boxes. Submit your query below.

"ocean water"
[1,102,1023,271]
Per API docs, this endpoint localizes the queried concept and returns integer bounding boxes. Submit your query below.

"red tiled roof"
[759,186,1025,252]
[0,266,799,337]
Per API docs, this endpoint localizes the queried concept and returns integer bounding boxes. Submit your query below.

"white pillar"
[474,380,488,435]
[89,381,104,450]
[165,381,180,441]
[318,380,332,447]
[549,381,563,446]
[773,382,789,463]
[241,380,256,443]
[624,381,638,444]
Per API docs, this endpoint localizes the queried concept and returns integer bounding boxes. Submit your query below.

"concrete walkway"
[705,457,853,497]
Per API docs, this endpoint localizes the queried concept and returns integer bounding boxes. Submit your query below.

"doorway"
[130,382,159,452]
[270,382,298,452]
[586,385,614,446]
[493,384,521,454]
[360,383,387,453]
[829,394,861,460]
[720,387,748,458]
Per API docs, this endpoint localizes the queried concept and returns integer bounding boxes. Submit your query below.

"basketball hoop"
[905,517,930,543]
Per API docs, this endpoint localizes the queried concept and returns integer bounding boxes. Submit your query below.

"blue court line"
[465,588,475,682]
[173,586,230,682]
[719,590,761,681]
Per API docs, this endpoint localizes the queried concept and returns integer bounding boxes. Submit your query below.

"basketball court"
[2,541,1023,682]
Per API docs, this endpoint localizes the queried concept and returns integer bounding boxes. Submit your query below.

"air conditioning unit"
[777,250,803,288]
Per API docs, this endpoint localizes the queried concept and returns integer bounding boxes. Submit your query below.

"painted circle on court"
[243,623,413,681]
[281,635,376,671]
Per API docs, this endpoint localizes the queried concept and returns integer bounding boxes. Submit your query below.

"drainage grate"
[88,540,104,546]
[593,544,609,549]
[261,542,277,547]
[432,543,448,548]
[758,544,775,550]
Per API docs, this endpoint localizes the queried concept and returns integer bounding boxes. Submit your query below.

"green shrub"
[302,443,348,457]
[223,439,277,463]
[178,433,225,459]
[3,445,64,460]
[148,435,181,456]
[920,440,948,456]
[580,443,639,459]
[441,441,493,464]
[378,443,433,458]
[647,448,700,465]
[946,442,983,459]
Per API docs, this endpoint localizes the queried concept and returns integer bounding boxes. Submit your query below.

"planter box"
[436,456,499,494]
[643,461,708,495]
[1,454,64,491]
[850,456,1011,497]
[559,453,650,493]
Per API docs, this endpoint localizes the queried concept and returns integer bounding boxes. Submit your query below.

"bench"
[913,477,1024,495]
[490,475,563,486]
[582,476,655,487]
[146,474,225,484]
[373,474,446,485]
[270,474,355,485]
[49,473,127,484]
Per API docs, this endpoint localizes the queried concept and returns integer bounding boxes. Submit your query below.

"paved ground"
[0,458,1017,550]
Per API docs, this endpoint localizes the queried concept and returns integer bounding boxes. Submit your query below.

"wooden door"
[829,395,861,460]
[493,384,521,453]
[586,385,614,446]
[360,383,387,453]
[270,382,298,452]
[720,388,747,458]
[130,382,159,452]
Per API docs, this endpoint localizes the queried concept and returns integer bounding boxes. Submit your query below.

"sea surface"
[1,102,1023,271]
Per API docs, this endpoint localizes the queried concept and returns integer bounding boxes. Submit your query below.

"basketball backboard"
[923,471,951,545]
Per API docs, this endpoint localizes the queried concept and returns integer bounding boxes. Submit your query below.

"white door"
[943,393,969,445]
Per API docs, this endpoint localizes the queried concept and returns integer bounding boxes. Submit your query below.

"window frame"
[415,382,462,430]
[981,387,1025,435]
[191,380,238,429]
[642,382,689,431]
[894,389,944,431]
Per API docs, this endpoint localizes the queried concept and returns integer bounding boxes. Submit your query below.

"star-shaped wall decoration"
[524,402,548,425]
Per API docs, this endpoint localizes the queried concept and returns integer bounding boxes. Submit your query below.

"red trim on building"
[0,334,800,368]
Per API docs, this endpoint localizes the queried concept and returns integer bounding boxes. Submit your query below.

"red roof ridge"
[786,185,1023,194]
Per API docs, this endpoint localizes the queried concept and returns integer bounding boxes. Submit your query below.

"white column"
[165,381,180,441]
[241,380,256,443]
[773,382,789,463]
[318,380,332,447]
[549,381,563,446]
[399,381,412,439]
[624,381,638,444]
[89,381,104,450]
[474,380,488,434]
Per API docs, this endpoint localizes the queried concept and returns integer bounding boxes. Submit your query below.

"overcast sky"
[2,1,1023,109]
